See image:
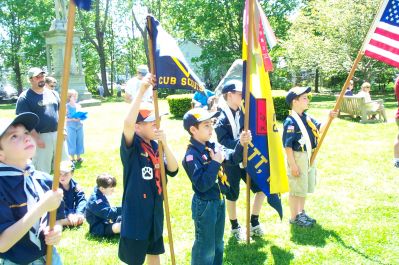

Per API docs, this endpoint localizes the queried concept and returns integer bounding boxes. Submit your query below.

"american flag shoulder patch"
[185,154,194,162]
[287,125,295,130]
[95,199,103,204]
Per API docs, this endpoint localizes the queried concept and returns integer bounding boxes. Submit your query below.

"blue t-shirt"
[120,134,178,241]
[282,112,321,151]
[193,89,215,107]
[0,163,63,264]
[16,88,60,133]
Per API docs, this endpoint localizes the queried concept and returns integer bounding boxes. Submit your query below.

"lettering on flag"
[147,16,205,92]
[256,99,267,135]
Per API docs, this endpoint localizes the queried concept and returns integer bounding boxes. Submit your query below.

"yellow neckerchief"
[205,147,230,187]
[306,116,320,144]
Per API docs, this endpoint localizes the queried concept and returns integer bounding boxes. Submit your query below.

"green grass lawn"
[1,94,399,265]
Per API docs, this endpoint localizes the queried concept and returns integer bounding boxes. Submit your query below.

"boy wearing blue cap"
[0,112,64,264]
[182,107,252,265]
[58,160,86,227]
[283,87,336,227]
[118,74,178,265]
[215,80,266,240]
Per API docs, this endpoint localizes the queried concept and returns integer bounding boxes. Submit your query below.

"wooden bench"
[335,95,386,123]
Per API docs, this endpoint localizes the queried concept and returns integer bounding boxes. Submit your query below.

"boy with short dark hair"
[58,160,86,227]
[182,107,252,265]
[283,87,337,227]
[215,80,265,240]
[86,173,121,236]
[118,74,178,265]
[0,112,64,264]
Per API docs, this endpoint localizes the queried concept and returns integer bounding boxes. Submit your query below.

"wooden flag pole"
[146,16,176,265]
[310,51,363,166]
[46,1,76,264]
[243,0,255,244]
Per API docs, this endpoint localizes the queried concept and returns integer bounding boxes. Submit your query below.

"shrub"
[273,95,290,121]
[166,94,193,118]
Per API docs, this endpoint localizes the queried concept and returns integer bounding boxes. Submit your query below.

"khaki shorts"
[286,151,317,197]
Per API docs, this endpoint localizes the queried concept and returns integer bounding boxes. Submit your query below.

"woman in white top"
[357,82,387,121]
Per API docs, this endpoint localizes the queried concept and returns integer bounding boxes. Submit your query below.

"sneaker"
[76,158,84,164]
[301,211,316,224]
[231,226,247,241]
[394,161,399,168]
[289,213,313,227]
[250,224,265,237]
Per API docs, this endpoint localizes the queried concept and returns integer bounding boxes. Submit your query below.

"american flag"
[363,0,399,68]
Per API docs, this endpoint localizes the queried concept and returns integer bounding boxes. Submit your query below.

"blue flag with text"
[147,16,204,92]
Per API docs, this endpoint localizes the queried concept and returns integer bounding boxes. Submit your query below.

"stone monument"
[42,0,100,106]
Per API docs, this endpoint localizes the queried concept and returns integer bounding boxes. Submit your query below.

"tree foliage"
[0,0,53,93]
[283,0,396,90]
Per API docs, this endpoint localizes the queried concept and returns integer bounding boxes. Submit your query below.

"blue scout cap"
[183,108,220,132]
[136,102,168,123]
[0,112,39,138]
[285,86,311,104]
[222,80,243,94]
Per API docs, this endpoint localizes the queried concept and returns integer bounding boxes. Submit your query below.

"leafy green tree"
[163,0,300,84]
[283,0,395,91]
[78,0,111,96]
[0,0,53,94]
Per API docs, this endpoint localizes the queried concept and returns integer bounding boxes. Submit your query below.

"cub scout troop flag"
[147,15,204,92]
[243,0,288,219]
[362,0,399,68]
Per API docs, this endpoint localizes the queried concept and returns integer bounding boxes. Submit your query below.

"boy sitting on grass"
[86,173,121,236]
[58,160,87,227]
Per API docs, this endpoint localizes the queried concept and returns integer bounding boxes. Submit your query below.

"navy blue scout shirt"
[16,88,60,133]
[60,179,87,216]
[282,112,321,151]
[0,163,63,264]
[182,138,244,201]
[214,108,243,149]
[120,134,178,241]
[86,186,121,236]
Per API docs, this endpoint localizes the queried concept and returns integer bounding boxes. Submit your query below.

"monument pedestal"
[42,26,100,107]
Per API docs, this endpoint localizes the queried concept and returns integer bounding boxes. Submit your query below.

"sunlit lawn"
[1,94,398,264]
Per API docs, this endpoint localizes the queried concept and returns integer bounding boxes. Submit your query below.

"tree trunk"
[98,39,109,97]
[315,68,319,93]
[14,58,23,95]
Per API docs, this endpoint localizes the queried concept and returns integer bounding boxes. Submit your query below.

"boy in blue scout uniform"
[0,112,64,264]
[214,80,266,240]
[118,74,178,265]
[58,160,87,227]
[182,107,252,265]
[282,87,336,227]
[86,173,121,236]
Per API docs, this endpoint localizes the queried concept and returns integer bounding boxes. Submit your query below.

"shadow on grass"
[291,223,388,265]
[224,237,268,265]
[270,245,294,265]
[84,232,120,244]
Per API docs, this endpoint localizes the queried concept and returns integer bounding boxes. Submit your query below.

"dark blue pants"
[191,194,225,265]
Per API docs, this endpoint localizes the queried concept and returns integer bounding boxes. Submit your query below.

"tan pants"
[286,151,317,197]
[33,132,69,174]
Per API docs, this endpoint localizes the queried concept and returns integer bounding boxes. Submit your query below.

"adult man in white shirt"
[124,65,152,103]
